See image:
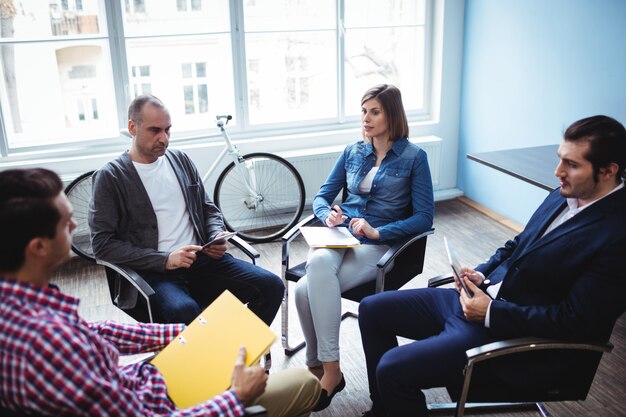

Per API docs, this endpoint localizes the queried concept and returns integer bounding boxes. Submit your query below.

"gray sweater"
[89,149,224,272]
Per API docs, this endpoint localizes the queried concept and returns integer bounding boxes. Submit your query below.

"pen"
[330,207,348,221]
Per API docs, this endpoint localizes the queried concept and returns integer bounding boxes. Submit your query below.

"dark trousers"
[140,252,284,325]
[358,288,497,417]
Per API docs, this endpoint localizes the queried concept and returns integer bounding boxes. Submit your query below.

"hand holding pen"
[325,205,348,227]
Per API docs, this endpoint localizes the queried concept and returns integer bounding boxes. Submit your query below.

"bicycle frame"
[119,113,305,242]
[204,116,262,209]
[121,115,264,210]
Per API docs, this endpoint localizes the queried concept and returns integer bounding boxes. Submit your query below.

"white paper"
[300,226,361,248]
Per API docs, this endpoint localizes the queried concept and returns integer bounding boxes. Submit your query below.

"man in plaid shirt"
[0,168,320,417]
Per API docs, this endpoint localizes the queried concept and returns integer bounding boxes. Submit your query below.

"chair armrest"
[282,213,319,243]
[465,337,614,365]
[376,228,434,271]
[427,273,454,288]
[244,405,268,416]
[96,259,155,298]
[231,235,260,261]
[282,213,320,265]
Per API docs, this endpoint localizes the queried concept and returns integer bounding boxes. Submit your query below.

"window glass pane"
[126,35,235,132]
[245,32,336,125]
[123,0,229,36]
[344,0,427,116]
[196,62,206,78]
[198,84,208,113]
[2,0,106,40]
[0,41,118,148]
[244,0,335,31]
[183,85,194,114]
[345,0,425,27]
[126,0,146,14]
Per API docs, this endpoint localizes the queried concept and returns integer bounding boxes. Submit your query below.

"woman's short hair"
[361,84,409,142]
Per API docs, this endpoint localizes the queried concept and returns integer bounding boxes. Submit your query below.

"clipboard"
[300,226,361,248]
[151,290,276,408]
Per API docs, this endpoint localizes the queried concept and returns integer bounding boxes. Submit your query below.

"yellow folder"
[150,290,276,409]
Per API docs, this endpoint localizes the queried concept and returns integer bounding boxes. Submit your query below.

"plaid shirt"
[0,278,245,417]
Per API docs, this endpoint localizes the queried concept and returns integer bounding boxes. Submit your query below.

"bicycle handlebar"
[216,115,232,127]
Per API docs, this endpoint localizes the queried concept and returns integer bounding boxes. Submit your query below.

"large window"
[0,0,432,156]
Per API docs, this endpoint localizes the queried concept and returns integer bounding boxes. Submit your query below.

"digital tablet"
[201,232,237,249]
[444,236,474,298]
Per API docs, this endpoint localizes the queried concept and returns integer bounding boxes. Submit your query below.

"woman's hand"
[349,218,380,240]
[325,205,347,227]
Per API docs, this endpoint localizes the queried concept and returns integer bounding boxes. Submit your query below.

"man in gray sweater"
[89,95,284,325]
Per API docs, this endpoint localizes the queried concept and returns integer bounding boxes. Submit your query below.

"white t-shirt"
[133,157,198,252]
[359,166,379,193]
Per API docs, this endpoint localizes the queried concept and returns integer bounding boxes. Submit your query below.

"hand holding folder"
[230,346,268,406]
[151,290,276,408]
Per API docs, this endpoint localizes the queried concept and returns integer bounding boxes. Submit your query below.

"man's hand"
[349,218,380,240]
[459,278,491,323]
[201,231,230,259]
[165,245,202,270]
[325,205,347,227]
[230,347,267,406]
[455,267,483,292]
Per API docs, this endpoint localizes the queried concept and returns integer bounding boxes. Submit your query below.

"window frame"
[0,0,435,158]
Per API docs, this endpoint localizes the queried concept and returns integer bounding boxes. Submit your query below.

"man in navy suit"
[358,115,626,417]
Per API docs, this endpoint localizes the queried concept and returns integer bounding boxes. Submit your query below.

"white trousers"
[294,244,390,367]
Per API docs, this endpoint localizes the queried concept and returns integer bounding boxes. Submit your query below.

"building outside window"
[182,62,208,115]
[0,0,431,156]
[131,64,152,97]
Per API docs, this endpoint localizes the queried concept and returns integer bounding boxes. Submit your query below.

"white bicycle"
[66,115,305,258]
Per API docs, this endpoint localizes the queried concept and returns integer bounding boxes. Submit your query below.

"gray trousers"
[294,244,390,367]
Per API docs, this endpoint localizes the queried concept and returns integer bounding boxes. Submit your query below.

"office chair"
[426,274,614,417]
[64,171,271,368]
[280,210,433,355]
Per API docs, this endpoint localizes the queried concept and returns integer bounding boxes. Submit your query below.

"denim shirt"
[313,138,434,244]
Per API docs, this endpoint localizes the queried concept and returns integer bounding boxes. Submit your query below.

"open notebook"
[151,290,276,408]
[300,226,361,248]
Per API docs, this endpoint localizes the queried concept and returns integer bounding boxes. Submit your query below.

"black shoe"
[361,410,377,417]
[313,374,346,411]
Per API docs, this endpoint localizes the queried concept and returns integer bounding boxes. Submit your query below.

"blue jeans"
[139,252,284,325]
[358,288,496,417]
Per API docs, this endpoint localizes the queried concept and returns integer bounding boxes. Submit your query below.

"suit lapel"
[527,207,602,254]
[523,193,567,247]
[521,187,624,257]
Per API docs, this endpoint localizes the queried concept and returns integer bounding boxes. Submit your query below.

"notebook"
[150,290,276,408]
[300,226,361,248]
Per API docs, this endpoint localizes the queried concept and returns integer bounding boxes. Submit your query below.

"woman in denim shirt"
[295,85,435,411]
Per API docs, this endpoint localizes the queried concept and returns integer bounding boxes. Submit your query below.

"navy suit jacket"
[476,186,626,343]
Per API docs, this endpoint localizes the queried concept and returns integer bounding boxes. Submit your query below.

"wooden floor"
[52,198,626,417]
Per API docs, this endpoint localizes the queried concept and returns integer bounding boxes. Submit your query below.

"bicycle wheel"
[214,152,305,243]
[65,171,96,260]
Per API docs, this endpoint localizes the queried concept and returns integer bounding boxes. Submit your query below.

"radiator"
[281,136,442,207]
